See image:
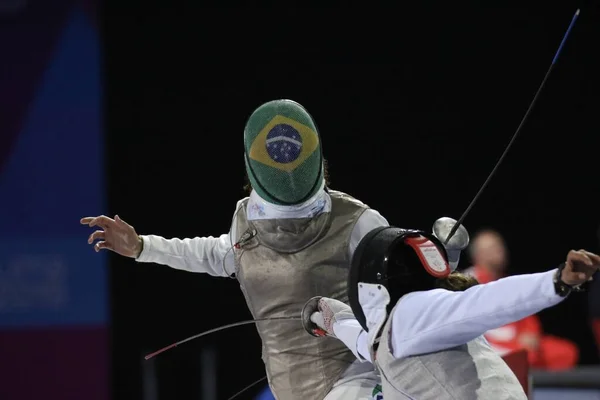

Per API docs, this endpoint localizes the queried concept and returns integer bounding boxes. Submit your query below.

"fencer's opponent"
[80,100,466,399]
[304,225,599,399]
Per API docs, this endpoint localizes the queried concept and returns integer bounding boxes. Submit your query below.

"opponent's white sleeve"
[135,200,244,277]
[349,208,389,258]
[390,269,565,358]
[330,318,367,361]
[328,321,372,364]
[356,330,372,363]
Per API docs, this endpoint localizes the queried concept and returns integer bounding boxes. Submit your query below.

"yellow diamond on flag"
[248,115,319,173]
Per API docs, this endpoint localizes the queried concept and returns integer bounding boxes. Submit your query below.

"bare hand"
[561,249,600,286]
[80,215,143,258]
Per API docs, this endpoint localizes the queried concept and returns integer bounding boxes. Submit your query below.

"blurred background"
[0,1,107,400]
[1,1,599,399]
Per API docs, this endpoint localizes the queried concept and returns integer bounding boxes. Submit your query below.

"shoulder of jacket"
[327,189,369,209]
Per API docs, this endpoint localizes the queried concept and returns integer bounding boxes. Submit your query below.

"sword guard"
[433,217,469,251]
[301,296,327,337]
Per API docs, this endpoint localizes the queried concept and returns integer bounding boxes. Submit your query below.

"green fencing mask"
[244,99,324,205]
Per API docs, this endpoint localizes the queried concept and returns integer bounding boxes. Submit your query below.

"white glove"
[302,297,368,361]
[432,217,470,271]
[309,297,356,338]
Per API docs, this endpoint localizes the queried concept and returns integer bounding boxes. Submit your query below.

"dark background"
[104,3,600,399]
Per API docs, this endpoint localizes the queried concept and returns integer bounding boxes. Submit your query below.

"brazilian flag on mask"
[244,99,324,205]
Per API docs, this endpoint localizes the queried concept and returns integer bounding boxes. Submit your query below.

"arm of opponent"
[390,270,561,358]
[390,250,599,358]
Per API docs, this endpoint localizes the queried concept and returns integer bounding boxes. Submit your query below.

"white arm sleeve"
[331,319,368,362]
[390,269,565,358]
[135,199,244,277]
[349,208,389,258]
[356,330,372,363]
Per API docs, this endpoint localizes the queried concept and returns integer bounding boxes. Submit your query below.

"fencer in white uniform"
[304,225,600,399]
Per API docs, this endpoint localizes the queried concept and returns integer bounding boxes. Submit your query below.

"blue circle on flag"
[265,124,303,163]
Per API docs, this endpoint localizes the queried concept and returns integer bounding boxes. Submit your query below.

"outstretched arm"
[307,250,599,363]
[391,250,599,358]
[305,270,555,364]
[304,269,561,363]
[391,269,562,358]
[136,232,235,277]
[82,199,246,277]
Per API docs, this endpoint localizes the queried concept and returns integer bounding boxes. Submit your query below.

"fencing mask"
[244,99,324,205]
[348,227,451,332]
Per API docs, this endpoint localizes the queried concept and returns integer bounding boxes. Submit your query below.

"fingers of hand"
[568,250,593,266]
[318,298,332,316]
[81,215,129,230]
[87,215,115,229]
[94,241,110,252]
[310,312,325,329]
[88,230,105,244]
[579,249,600,266]
[318,299,336,329]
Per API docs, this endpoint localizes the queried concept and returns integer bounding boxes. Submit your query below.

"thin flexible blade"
[145,317,301,360]
[444,9,581,244]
